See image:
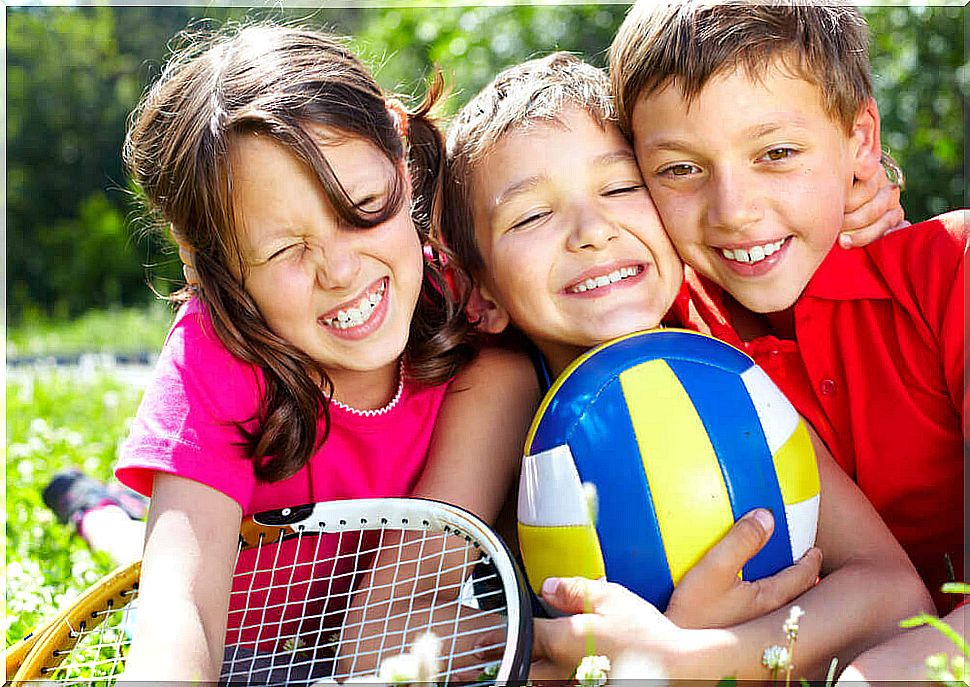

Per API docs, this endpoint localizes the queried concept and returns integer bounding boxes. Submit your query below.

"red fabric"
[671,212,968,614]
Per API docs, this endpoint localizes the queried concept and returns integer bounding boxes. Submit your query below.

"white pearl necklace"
[329,361,405,418]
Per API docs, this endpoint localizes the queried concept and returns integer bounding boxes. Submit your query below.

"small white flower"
[378,653,421,684]
[411,632,441,682]
[610,651,668,683]
[576,654,611,687]
[762,645,790,671]
[783,605,805,641]
[375,632,440,685]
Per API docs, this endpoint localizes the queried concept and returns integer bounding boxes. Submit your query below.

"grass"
[5,361,149,647]
[7,302,175,359]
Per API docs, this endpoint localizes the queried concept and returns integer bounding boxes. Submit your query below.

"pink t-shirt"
[116,297,451,651]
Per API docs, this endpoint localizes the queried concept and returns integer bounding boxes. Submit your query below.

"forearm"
[664,558,933,681]
[838,604,968,685]
[121,598,223,681]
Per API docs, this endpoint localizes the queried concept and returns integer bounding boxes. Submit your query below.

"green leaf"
[941,582,970,596]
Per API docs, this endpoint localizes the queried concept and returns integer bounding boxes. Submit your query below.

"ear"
[851,97,882,181]
[466,283,510,334]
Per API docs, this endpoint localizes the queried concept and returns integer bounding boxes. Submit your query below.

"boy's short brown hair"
[442,52,614,273]
[609,0,873,135]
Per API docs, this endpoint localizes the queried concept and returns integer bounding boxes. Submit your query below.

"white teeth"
[720,239,785,265]
[568,266,642,294]
[323,280,386,329]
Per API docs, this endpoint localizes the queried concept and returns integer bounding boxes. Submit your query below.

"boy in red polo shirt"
[608,1,966,680]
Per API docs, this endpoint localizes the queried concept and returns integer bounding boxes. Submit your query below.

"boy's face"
[469,105,683,374]
[631,59,873,314]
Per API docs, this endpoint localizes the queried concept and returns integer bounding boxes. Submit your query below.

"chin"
[736,292,798,315]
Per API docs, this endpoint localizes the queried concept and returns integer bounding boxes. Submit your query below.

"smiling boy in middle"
[440,52,931,679]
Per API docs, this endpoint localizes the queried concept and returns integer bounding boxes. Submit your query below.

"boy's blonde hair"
[442,52,614,273]
[609,0,873,135]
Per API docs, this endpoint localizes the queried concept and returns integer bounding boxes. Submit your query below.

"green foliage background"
[6,3,967,322]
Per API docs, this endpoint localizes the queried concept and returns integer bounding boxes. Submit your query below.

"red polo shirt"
[670,211,967,613]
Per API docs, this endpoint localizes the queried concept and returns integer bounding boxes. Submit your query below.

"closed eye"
[603,183,645,196]
[353,194,385,213]
[268,242,307,261]
[509,211,550,231]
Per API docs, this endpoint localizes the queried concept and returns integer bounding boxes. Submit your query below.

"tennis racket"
[11,497,532,686]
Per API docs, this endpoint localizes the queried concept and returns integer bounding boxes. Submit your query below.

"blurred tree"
[6,4,965,322]
[863,5,967,220]
[7,6,200,319]
[349,5,626,109]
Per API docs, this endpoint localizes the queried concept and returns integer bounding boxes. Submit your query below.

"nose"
[706,167,761,232]
[565,202,619,252]
[312,238,361,291]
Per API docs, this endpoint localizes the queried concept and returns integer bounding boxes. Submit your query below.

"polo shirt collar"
[802,243,892,301]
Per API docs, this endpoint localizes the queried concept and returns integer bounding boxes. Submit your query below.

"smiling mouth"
[321,279,387,330]
[567,265,644,294]
[718,238,790,265]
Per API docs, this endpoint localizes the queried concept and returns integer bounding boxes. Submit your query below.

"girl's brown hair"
[125,23,475,482]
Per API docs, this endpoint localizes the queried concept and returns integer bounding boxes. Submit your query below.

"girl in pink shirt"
[116,23,538,681]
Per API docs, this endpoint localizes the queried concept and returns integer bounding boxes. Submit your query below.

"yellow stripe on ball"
[619,360,735,585]
[772,420,820,505]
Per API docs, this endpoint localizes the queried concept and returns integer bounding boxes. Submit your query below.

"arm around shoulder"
[413,344,541,523]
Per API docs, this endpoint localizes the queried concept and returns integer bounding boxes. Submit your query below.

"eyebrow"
[492,149,639,207]
[643,118,812,152]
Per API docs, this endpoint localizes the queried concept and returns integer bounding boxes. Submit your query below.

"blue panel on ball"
[668,359,794,579]
[530,331,752,454]
[630,330,754,374]
[564,379,674,609]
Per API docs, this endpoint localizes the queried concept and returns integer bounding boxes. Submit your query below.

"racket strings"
[38,589,139,682]
[220,525,512,685]
[21,506,520,687]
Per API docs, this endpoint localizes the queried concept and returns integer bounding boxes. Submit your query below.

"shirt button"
[819,379,837,396]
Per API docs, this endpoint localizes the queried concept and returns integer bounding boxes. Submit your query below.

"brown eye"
[762,147,796,162]
[660,163,699,177]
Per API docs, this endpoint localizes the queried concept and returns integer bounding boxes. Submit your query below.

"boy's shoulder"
[871,210,968,258]
[807,210,967,304]
[862,209,967,287]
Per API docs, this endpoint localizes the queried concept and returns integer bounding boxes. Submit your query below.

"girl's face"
[230,127,423,400]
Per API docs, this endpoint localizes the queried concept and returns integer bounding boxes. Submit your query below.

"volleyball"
[518,329,819,611]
